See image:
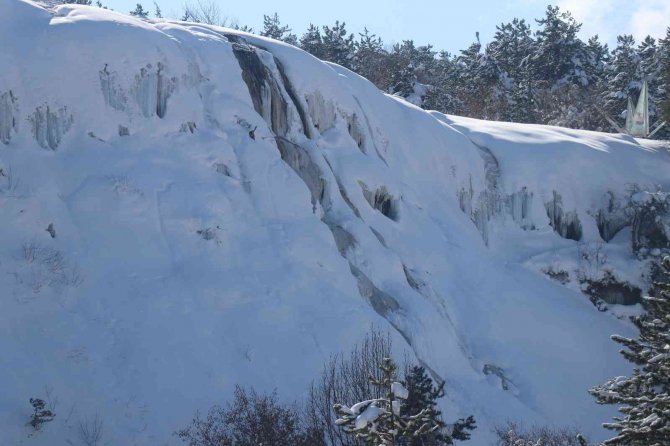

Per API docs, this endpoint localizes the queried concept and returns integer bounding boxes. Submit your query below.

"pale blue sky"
[106,0,670,53]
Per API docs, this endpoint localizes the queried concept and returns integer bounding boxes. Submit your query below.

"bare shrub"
[181,0,232,26]
[494,421,588,446]
[79,414,104,446]
[305,327,391,446]
[176,386,322,446]
[17,241,83,292]
[577,242,607,282]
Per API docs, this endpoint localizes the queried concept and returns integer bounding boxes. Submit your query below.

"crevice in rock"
[349,263,400,317]
[402,264,424,291]
[346,113,366,153]
[545,191,582,241]
[180,121,197,133]
[582,271,641,306]
[370,227,388,248]
[595,191,628,242]
[506,187,534,229]
[133,62,175,119]
[483,364,515,392]
[359,182,399,221]
[352,95,388,165]
[29,104,72,150]
[323,156,361,218]
[0,90,18,145]
[99,64,127,111]
[214,162,233,178]
[330,224,357,256]
[273,58,313,139]
[305,91,336,133]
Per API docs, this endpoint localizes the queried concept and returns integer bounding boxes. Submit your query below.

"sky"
[105,0,670,53]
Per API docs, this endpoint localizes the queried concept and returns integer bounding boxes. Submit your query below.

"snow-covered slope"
[2,2,670,444]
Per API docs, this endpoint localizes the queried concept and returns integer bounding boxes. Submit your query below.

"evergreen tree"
[660,28,670,130]
[423,51,461,114]
[531,6,590,126]
[487,19,536,122]
[638,36,663,124]
[589,257,670,446]
[334,358,475,446]
[400,365,475,445]
[153,1,162,18]
[261,13,298,46]
[532,6,587,86]
[579,35,611,131]
[353,28,390,89]
[453,36,500,119]
[321,21,356,69]
[129,3,149,18]
[300,24,325,60]
[603,35,640,123]
[387,41,438,107]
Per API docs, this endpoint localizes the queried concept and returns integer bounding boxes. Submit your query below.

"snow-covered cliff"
[2,1,670,445]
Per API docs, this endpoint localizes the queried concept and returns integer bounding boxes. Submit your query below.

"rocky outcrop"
[29,104,72,150]
[0,90,18,144]
[546,191,582,241]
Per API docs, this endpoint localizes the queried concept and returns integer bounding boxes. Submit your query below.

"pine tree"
[487,19,536,122]
[29,398,55,430]
[423,51,461,114]
[153,1,162,18]
[532,6,587,87]
[129,3,149,18]
[300,24,325,60]
[353,28,390,89]
[589,257,670,446]
[387,41,438,107]
[400,366,475,445]
[453,36,500,119]
[260,13,297,46]
[334,358,475,446]
[321,21,355,69]
[655,28,670,137]
[603,35,640,124]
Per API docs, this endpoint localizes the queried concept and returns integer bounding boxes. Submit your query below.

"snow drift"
[1,1,670,444]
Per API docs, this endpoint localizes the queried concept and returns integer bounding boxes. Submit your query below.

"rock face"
[0,90,18,144]
[546,191,583,241]
[2,3,670,446]
[29,104,72,150]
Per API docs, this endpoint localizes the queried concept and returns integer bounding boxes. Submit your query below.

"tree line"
[64,1,670,137]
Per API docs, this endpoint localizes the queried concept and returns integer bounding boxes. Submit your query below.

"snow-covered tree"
[300,24,325,60]
[261,13,297,46]
[129,3,149,19]
[602,35,640,124]
[334,357,474,446]
[589,256,670,446]
[661,28,670,124]
[387,41,438,107]
[400,365,475,445]
[532,6,587,87]
[423,51,461,114]
[353,28,390,90]
[321,21,356,69]
[487,19,536,122]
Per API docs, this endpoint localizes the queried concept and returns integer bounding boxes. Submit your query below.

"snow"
[391,382,409,400]
[1,2,670,445]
